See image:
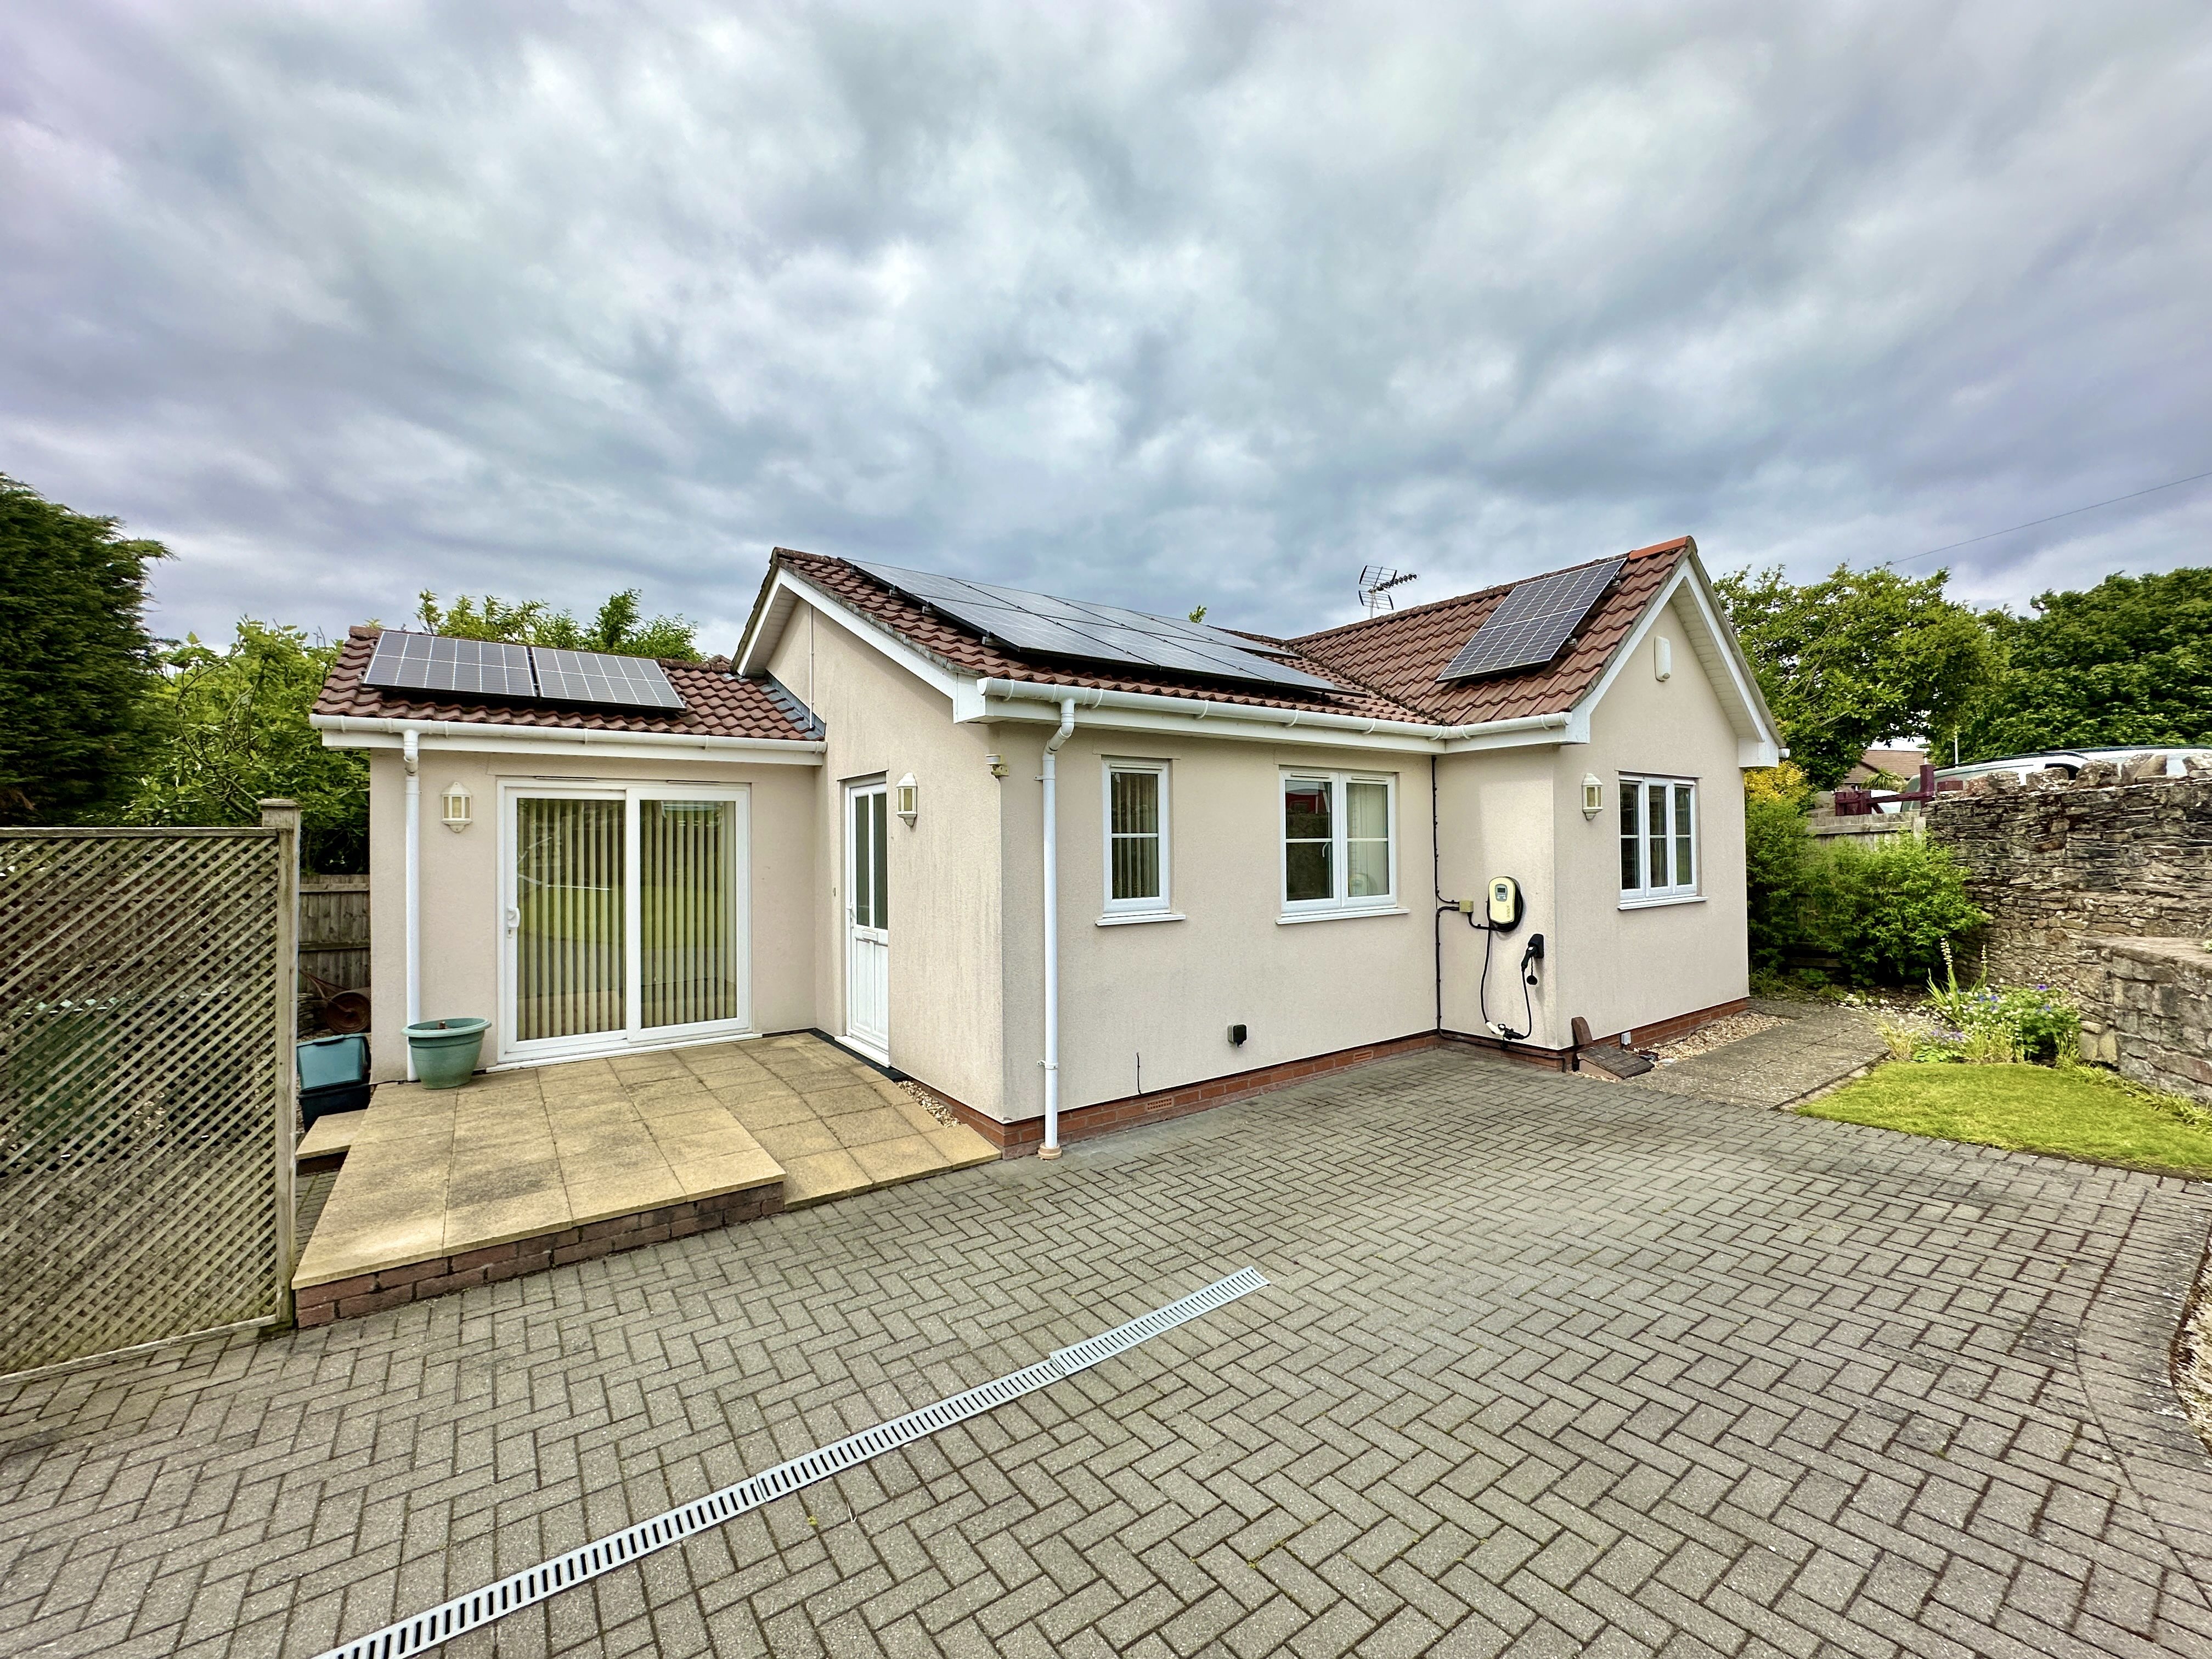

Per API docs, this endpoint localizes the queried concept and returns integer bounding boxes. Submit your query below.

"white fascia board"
[1566,555,1782,768]
[738,567,972,708]
[311,715,825,766]
[978,696,1437,753]
[1432,721,1584,755]
[974,679,1573,754]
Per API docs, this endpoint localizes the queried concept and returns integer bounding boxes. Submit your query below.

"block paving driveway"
[7,1050,2212,1658]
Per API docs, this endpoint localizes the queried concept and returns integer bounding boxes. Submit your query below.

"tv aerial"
[1357,565,1418,616]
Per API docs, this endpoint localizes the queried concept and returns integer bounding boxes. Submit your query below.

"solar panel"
[532,648,686,710]
[1440,558,1624,681]
[360,631,686,711]
[362,633,536,698]
[851,560,1338,692]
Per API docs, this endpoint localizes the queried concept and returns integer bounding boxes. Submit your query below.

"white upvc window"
[1281,770,1397,916]
[1102,759,1171,915]
[1620,776,1699,904]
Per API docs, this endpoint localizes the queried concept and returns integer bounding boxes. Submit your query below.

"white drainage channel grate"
[311,1267,1269,1659]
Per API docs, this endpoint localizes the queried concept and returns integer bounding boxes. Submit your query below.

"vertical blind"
[641,799,738,1030]
[1109,768,1162,902]
[515,798,625,1041]
[850,789,887,930]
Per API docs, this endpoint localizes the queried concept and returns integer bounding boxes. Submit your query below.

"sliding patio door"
[503,785,749,1060]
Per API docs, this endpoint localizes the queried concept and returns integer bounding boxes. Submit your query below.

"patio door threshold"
[487,1028,763,1073]
[831,1031,890,1069]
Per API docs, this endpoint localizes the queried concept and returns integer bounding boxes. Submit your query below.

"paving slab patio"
[6,1049,2211,1658]
[290,1033,995,1305]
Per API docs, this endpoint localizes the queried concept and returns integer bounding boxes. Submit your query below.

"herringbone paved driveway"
[7,1051,2212,1659]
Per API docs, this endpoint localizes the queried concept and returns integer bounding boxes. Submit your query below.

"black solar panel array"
[531,648,686,709]
[850,560,1338,692]
[1438,558,1624,681]
[361,633,686,712]
[360,634,537,698]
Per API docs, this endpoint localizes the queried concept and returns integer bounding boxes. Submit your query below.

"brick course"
[929,1000,1749,1155]
[293,1182,784,1326]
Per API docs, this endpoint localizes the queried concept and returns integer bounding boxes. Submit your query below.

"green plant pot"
[404,1018,489,1089]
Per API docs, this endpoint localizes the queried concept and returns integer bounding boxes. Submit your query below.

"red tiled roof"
[313,627,820,741]
[1290,537,1692,725]
[774,551,1429,721]
[774,538,1691,728]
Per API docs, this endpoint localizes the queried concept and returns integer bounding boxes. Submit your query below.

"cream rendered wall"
[1548,594,1750,1041]
[994,725,1437,1121]
[362,747,818,1082]
[1435,746,1566,1049]
[764,612,1008,1118]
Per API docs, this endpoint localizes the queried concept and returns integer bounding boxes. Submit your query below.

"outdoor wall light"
[895,772,918,825]
[441,782,473,831]
[985,754,1009,778]
[1654,636,1673,681]
[1582,775,1603,819]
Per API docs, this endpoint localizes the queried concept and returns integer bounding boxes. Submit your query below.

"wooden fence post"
[261,799,302,1325]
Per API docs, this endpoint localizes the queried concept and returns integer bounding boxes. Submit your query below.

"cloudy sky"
[5,2,2209,652]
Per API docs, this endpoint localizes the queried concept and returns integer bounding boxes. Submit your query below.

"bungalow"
[311,535,1781,1154]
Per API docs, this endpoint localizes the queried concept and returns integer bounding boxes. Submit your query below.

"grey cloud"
[2,0,2207,653]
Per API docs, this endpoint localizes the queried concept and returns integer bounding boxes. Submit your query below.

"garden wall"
[2081,939,2212,1108]
[1926,761,2212,998]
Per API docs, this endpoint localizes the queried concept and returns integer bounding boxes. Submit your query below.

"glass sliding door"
[514,796,626,1042]
[640,798,740,1030]
[504,785,749,1059]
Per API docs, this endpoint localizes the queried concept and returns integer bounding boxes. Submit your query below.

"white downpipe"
[403,730,422,1081]
[1039,697,1076,1159]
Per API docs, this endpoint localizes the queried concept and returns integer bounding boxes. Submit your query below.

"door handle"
[504,906,520,935]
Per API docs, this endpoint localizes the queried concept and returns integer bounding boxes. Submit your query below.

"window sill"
[1277,904,1409,926]
[1618,893,1705,911]
[1095,911,1184,927]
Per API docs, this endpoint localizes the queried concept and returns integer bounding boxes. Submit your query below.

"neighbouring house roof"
[751,537,1699,727]
[1846,746,1929,784]
[313,626,822,742]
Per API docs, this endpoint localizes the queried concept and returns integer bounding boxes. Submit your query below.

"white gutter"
[311,714,825,758]
[974,679,1571,746]
[402,730,421,1081]
[1038,697,1076,1159]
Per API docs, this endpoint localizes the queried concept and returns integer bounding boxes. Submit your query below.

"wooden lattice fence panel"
[0,826,296,1375]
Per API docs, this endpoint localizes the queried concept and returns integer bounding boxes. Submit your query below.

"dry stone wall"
[1926,760,2212,1098]
[2082,939,2212,1107]
[1926,760,2212,997]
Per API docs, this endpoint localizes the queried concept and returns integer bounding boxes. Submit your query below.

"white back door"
[843,780,889,1062]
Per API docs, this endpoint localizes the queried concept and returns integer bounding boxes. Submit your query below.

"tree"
[416,586,701,660]
[128,622,370,872]
[1714,564,1997,788]
[0,475,168,825]
[1957,567,2212,759]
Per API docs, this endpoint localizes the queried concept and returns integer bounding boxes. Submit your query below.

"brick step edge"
[294,1183,785,1327]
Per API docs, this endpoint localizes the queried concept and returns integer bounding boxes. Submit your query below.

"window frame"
[1279,769,1400,918]
[1618,774,1700,907]
[1101,758,1172,917]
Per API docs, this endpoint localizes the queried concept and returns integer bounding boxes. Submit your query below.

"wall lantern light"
[1582,775,1604,820]
[895,772,918,825]
[441,782,473,831]
[1654,635,1673,681]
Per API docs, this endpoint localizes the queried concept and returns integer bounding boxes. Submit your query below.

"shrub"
[1744,793,1813,976]
[1805,833,1986,985]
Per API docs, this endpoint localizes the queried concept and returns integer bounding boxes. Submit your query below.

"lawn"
[1801,1063,2212,1178]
